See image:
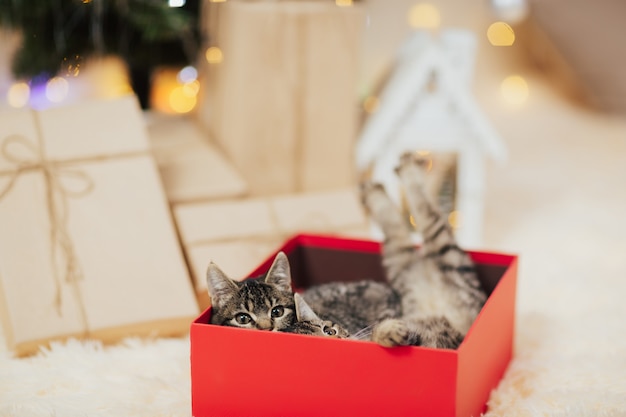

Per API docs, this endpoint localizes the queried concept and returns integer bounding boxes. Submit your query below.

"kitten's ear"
[264,251,292,292]
[294,293,320,322]
[206,261,239,307]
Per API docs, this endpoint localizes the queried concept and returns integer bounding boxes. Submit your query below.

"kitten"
[206,153,485,349]
[206,252,296,331]
[206,252,351,338]
[281,293,351,339]
[360,152,487,349]
[300,280,402,338]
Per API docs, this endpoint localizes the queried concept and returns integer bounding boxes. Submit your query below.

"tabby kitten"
[281,293,351,339]
[206,252,296,331]
[360,152,487,349]
[300,280,401,338]
[206,251,351,338]
[206,153,485,349]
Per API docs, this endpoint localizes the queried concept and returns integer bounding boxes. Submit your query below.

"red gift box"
[190,234,518,417]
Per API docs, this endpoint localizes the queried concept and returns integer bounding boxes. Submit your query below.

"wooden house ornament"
[356,29,507,248]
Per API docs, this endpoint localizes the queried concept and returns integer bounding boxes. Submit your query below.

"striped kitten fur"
[206,252,296,331]
[206,251,352,338]
[361,152,487,349]
[281,293,351,339]
[206,152,486,349]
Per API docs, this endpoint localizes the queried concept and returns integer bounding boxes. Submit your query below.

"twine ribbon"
[0,114,94,331]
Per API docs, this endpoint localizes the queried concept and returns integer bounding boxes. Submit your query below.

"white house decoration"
[356,29,507,248]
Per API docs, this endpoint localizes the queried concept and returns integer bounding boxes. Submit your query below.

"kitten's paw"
[394,152,429,182]
[359,180,386,211]
[372,318,411,347]
[415,317,465,350]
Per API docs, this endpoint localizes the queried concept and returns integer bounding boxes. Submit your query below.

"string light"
[487,22,515,46]
[177,65,198,84]
[205,47,223,64]
[169,86,197,114]
[448,210,461,229]
[182,80,200,97]
[7,82,30,108]
[408,3,441,30]
[63,55,83,77]
[362,96,379,114]
[151,67,199,114]
[168,0,185,7]
[500,75,529,107]
[45,77,69,103]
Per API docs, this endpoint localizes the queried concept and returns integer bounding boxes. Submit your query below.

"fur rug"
[2,77,626,416]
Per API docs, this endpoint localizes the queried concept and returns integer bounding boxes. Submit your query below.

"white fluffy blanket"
[2,77,626,417]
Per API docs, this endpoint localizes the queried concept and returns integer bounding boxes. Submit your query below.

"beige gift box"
[0,96,199,356]
[196,0,363,195]
[146,114,249,204]
[174,188,371,309]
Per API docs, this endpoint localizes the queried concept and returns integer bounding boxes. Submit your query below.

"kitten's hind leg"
[407,316,464,349]
[360,181,416,290]
[372,316,464,349]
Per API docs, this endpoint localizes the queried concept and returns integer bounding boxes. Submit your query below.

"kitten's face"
[206,252,296,331]
[281,294,350,339]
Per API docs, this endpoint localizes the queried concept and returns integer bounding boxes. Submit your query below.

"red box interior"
[190,234,518,417]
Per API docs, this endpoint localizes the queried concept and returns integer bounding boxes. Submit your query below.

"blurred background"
[2,0,625,285]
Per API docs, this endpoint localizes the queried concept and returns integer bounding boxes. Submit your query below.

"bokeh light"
[336,0,353,6]
[169,87,197,114]
[63,54,83,77]
[45,77,69,103]
[182,80,200,97]
[408,3,441,30]
[151,67,199,114]
[500,75,529,107]
[448,210,461,229]
[177,66,198,84]
[205,47,223,64]
[487,22,515,46]
[363,96,379,114]
[7,82,30,108]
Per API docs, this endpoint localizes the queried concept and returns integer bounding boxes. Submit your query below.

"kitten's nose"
[256,317,272,330]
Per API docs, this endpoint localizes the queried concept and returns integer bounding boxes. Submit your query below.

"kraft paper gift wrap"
[174,188,370,309]
[196,0,364,195]
[146,114,249,204]
[0,96,199,356]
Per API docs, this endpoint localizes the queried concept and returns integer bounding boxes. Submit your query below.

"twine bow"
[0,116,93,328]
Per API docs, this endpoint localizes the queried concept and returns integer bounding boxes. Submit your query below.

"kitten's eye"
[235,313,252,325]
[270,305,285,318]
[323,326,337,336]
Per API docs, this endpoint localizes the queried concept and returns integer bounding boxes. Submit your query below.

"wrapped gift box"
[196,0,363,195]
[190,234,518,417]
[0,96,199,356]
[146,113,249,204]
[174,189,370,309]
